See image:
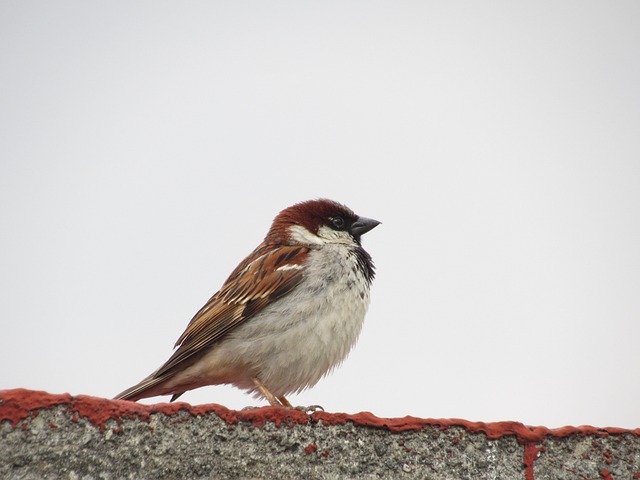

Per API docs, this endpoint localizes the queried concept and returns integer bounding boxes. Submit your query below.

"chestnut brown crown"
[265,199,380,246]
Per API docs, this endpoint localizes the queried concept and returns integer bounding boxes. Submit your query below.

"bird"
[114,199,380,407]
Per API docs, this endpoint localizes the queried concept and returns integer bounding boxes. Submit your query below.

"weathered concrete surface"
[1,389,639,479]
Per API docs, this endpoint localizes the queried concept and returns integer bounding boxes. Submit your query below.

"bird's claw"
[293,404,324,414]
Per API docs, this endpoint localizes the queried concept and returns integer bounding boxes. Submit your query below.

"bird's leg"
[252,377,284,407]
[251,378,321,412]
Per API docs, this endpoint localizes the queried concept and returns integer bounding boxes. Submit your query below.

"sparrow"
[115,199,380,407]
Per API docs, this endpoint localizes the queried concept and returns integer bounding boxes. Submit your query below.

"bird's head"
[265,199,380,247]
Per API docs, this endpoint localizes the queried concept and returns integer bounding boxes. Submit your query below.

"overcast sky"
[2,1,639,429]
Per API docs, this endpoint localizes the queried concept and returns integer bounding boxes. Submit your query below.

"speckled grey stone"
[1,392,639,480]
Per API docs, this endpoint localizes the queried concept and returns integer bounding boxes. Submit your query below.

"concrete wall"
[1,389,639,479]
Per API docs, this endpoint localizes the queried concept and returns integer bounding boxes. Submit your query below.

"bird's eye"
[330,216,345,229]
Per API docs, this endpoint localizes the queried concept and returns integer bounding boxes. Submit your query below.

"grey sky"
[1,1,639,428]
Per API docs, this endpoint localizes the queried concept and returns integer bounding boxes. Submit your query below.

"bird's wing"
[154,243,310,378]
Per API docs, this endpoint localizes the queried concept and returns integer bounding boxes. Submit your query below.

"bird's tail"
[114,373,176,402]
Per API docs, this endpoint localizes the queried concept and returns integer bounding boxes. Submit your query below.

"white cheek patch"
[288,224,357,246]
[288,225,325,245]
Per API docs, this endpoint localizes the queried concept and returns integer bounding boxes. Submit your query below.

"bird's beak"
[350,216,381,237]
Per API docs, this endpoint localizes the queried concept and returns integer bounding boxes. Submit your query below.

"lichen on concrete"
[1,389,639,479]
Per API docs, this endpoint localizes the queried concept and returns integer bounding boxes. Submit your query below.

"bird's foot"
[293,404,325,414]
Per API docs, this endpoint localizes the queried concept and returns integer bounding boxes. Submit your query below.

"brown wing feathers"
[115,245,309,401]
